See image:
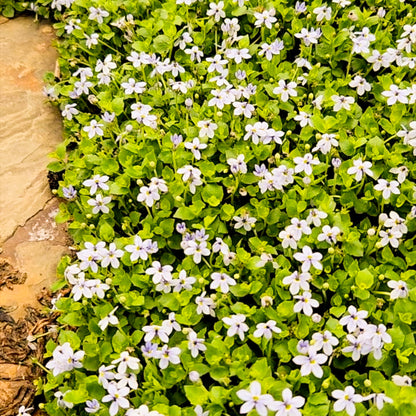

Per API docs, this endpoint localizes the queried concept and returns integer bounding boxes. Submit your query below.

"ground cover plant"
[2,0,416,415]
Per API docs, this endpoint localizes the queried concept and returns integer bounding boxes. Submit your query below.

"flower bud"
[189,371,200,382]
[86,213,92,219]
[198,277,205,284]
[136,179,143,186]
[322,379,330,389]
[105,278,113,285]
[311,313,322,323]
[323,282,330,290]
[149,161,156,168]
[303,177,311,185]
[367,228,376,236]
[378,274,385,281]
[89,224,95,229]
[364,379,371,387]
[328,247,335,254]
[261,295,274,307]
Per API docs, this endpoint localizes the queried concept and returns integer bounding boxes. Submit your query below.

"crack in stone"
[0,196,55,247]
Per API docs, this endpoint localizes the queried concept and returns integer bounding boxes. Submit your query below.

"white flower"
[83,119,104,138]
[268,388,305,416]
[372,393,393,410]
[85,399,100,414]
[226,48,252,64]
[210,272,236,293]
[17,406,34,416]
[332,386,363,416]
[222,314,249,340]
[382,84,409,105]
[347,158,373,181]
[228,154,247,174]
[293,246,323,272]
[312,133,339,155]
[87,194,111,214]
[389,166,409,184]
[112,351,140,373]
[197,119,218,138]
[279,229,298,249]
[317,225,341,244]
[98,307,119,331]
[253,320,282,340]
[313,4,332,21]
[312,330,339,355]
[379,229,402,248]
[282,271,311,295]
[184,240,210,264]
[194,405,209,416]
[307,209,327,227]
[294,111,313,127]
[339,306,368,333]
[236,381,275,416]
[137,185,160,207]
[142,323,171,343]
[374,179,400,199]
[294,153,319,175]
[273,80,298,102]
[62,103,79,120]
[342,334,371,361]
[88,6,109,24]
[387,280,408,299]
[233,101,255,118]
[293,291,319,316]
[101,243,124,268]
[331,95,355,111]
[293,350,327,378]
[207,2,225,22]
[45,343,85,376]
[254,8,277,29]
[206,55,228,73]
[55,391,74,409]
[102,383,130,416]
[83,174,109,195]
[154,345,181,369]
[126,405,164,416]
[349,75,371,96]
[195,291,216,316]
[187,331,207,358]
[392,374,412,386]
[185,137,207,160]
[234,213,257,231]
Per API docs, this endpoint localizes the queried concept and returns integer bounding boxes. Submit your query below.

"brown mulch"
[0,258,27,290]
[0,292,59,416]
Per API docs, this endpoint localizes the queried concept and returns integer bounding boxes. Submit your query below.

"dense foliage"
[2,0,416,415]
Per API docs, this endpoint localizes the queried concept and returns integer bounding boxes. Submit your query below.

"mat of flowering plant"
[3,0,416,415]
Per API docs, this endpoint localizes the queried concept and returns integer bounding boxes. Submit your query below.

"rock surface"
[0,16,68,321]
[0,16,69,416]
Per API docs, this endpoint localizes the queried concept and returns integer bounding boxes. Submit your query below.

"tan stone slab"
[0,17,63,243]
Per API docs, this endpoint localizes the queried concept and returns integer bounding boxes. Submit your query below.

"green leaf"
[201,184,224,207]
[99,221,115,241]
[153,34,171,54]
[355,269,374,289]
[184,385,210,405]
